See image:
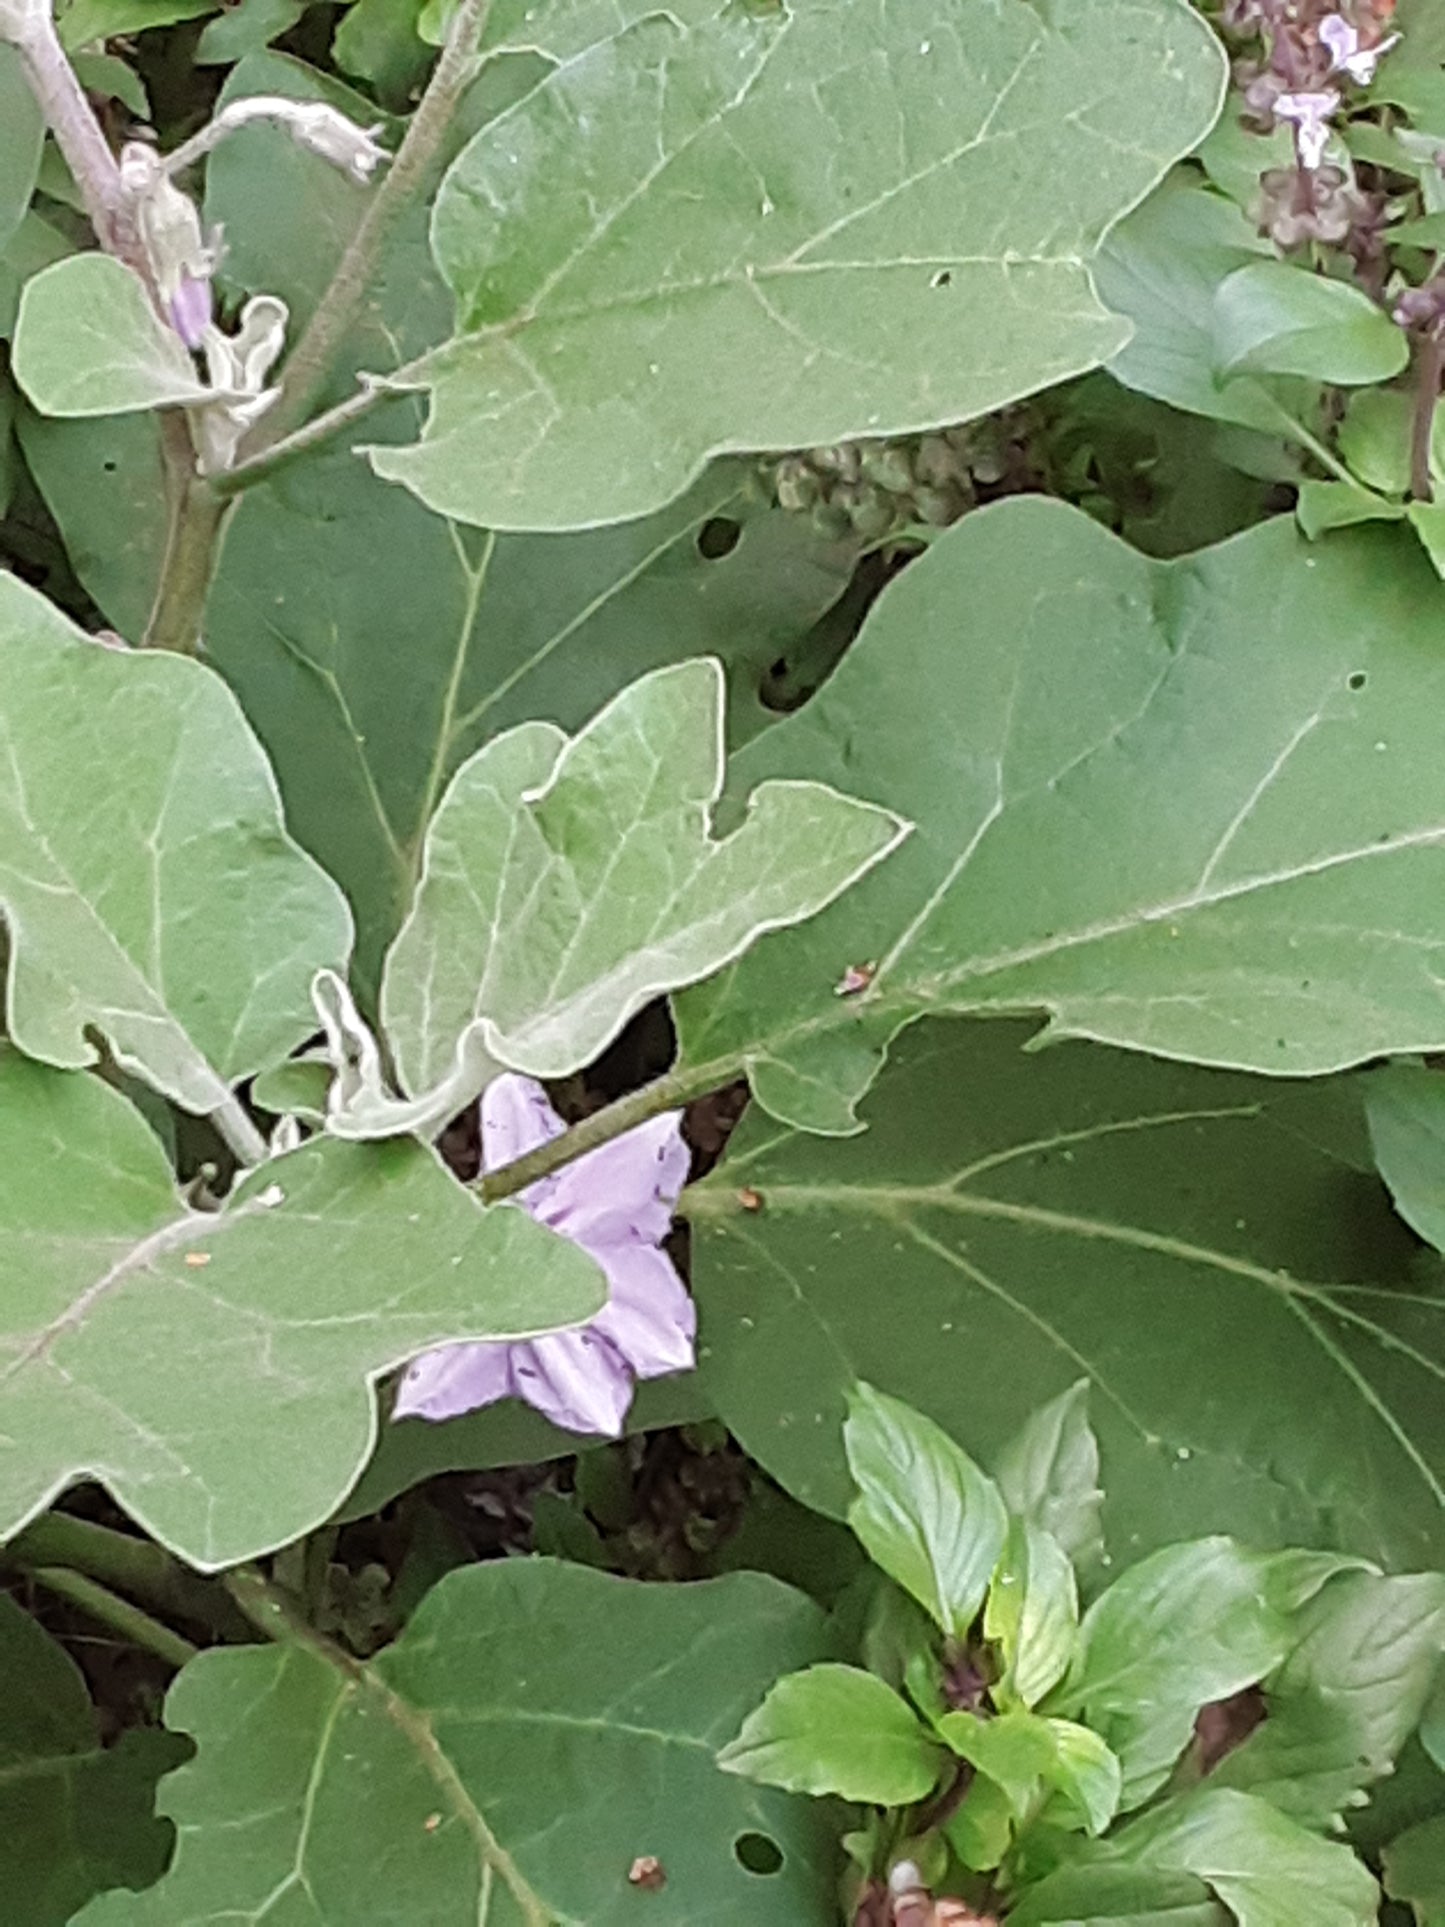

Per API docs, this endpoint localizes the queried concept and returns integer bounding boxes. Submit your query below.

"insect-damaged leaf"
[676,500,1445,1133]
[369,0,1226,529]
[76,1562,837,1925]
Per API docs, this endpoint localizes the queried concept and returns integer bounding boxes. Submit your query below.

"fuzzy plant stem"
[4,4,138,266]
[144,465,230,656]
[4,4,217,652]
[246,0,491,453]
[210,381,391,498]
[209,1089,270,1167]
[27,1566,199,1669]
[1411,327,1444,502]
[478,1059,735,1204]
[6,1510,251,1642]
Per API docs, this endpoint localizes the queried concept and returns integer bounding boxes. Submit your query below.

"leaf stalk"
[246,0,492,452]
[478,1059,735,1203]
[25,1566,198,1670]
[1411,327,1444,503]
[6,1510,250,1642]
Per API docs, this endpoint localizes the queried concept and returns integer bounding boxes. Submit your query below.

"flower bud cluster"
[754,418,1027,544]
[1224,3,1399,249]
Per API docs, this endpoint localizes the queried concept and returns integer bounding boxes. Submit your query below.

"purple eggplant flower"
[393,1074,695,1436]
[168,271,212,351]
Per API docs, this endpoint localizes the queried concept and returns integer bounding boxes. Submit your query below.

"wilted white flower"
[188,96,390,185]
[189,294,288,475]
[1273,89,1341,170]
[1319,13,1400,85]
[283,100,390,182]
[119,142,222,350]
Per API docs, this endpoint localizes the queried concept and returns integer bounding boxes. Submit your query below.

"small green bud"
[836,483,897,540]
[860,443,916,494]
[774,457,821,512]
[912,484,966,527]
[912,435,960,488]
[809,497,853,540]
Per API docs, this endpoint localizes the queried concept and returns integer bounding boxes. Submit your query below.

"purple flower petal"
[169,272,211,351]
[396,1073,697,1434]
[480,1072,570,1214]
[546,1112,689,1246]
[510,1329,635,1435]
[392,1340,513,1421]
[589,1243,696,1379]
[481,1072,565,1166]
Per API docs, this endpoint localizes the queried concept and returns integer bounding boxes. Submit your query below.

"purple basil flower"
[168,271,212,351]
[1318,14,1399,84]
[393,1074,695,1435]
[1273,88,1340,169]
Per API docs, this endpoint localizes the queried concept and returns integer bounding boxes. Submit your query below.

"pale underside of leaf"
[13,254,217,417]
[346,657,906,1136]
[0,1052,602,1568]
[0,572,351,1115]
[369,0,1226,529]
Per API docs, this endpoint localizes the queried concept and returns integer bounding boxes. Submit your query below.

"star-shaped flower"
[394,1075,695,1436]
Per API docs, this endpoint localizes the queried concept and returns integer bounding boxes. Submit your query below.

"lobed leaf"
[686,1018,1445,1569]
[198,51,859,988]
[369,0,1226,530]
[676,499,1445,1133]
[0,572,350,1115]
[362,657,906,1133]
[0,1051,603,1568]
[77,1561,837,1924]
[0,1595,181,1924]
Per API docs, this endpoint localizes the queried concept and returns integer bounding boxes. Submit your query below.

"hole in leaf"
[102,459,118,473]
[1347,670,1367,690]
[734,1832,784,1875]
[931,269,952,288]
[696,517,742,560]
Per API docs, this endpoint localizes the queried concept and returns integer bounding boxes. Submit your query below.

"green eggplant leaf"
[687,1019,1445,1570]
[76,1562,837,1925]
[368,0,1225,530]
[0,1051,603,1569]
[0,571,350,1115]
